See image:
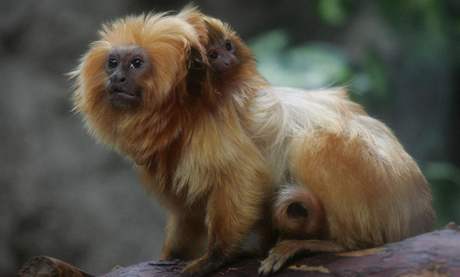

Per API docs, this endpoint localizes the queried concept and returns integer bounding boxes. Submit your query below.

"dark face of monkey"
[207,39,238,74]
[105,46,151,109]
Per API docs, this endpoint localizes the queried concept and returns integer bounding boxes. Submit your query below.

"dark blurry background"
[1,0,459,275]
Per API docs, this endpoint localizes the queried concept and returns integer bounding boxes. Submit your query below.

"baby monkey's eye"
[108,58,118,69]
[209,51,218,60]
[225,40,233,51]
[130,58,143,69]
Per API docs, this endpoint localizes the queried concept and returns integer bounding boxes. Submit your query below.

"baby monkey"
[73,9,274,277]
[208,38,237,73]
[203,17,262,90]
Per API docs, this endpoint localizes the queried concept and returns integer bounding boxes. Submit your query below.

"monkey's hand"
[258,239,344,276]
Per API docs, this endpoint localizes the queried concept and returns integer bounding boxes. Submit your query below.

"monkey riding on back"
[72,7,435,277]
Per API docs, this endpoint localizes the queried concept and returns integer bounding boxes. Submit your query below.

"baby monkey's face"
[105,46,151,109]
[207,38,238,73]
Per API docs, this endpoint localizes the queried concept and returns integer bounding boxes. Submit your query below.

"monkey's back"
[250,87,435,249]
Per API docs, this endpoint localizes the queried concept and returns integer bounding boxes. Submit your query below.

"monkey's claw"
[258,251,290,276]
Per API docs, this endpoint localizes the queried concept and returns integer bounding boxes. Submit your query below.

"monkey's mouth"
[108,88,142,109]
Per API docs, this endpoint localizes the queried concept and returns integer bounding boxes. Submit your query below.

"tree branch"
[18,223,460,277]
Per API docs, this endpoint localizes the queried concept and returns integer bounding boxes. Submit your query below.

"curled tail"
[273,186,326,239]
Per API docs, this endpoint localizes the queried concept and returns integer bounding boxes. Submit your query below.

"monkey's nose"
[111,73,127,84]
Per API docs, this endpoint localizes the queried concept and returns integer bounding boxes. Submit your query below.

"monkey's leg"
[258,239,345,276]
[255,210,278,256]
[182,181,268,277]
[160,212,206,261]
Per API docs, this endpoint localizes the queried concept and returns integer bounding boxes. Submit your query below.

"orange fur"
[72,8,435,276]
[202,17,435,275]
[273,186,326,239]
[72,7,273,276]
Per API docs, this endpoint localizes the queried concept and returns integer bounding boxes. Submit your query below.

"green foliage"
[250,32,391,110]
[317,0,347,26]
[251,31,349,89]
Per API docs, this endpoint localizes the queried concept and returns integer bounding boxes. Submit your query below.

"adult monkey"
[72,7,273,277]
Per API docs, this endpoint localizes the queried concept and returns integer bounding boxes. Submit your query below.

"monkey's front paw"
[258,241,302,276]
[258,251,292,276]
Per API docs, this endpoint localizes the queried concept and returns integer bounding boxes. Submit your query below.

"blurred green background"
[248,0,460,226]
[1,0,459,275]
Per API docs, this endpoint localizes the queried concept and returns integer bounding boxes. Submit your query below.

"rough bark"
[18,224,460,277]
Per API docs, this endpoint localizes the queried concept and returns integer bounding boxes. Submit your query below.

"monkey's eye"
[130,58,143,69]
[107,58,118,69]
[208,51,218,60]
[225,40,233,51]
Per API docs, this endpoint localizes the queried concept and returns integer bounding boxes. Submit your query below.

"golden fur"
[201,17,435,274]
[73,8,273,276]
[72,7,434,276]
[251,87,434,246]
[273,185,326,239]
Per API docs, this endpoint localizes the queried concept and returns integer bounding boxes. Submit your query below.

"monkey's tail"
[273,186,325,238]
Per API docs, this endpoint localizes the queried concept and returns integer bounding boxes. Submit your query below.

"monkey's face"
[105,46,150,109]
[203,17,256,81]
[208,39,238,73]
[75,14,206,113]
[73,12,209,154]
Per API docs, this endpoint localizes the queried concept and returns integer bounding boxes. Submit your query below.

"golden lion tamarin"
[72,8,275,277]
[201,16,435,275]
[72,6,435,276]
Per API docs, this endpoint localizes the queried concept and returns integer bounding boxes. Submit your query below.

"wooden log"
[18,256,93,277]
[18,224,460,277]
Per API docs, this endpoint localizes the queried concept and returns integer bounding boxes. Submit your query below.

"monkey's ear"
[189,47,206,70]
[178,6,210,94]
[186,47,208,96]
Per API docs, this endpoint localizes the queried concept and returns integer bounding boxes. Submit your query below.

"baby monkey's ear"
[177,5,211,95]
[189,47,206,70]
[186,46,208,96]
